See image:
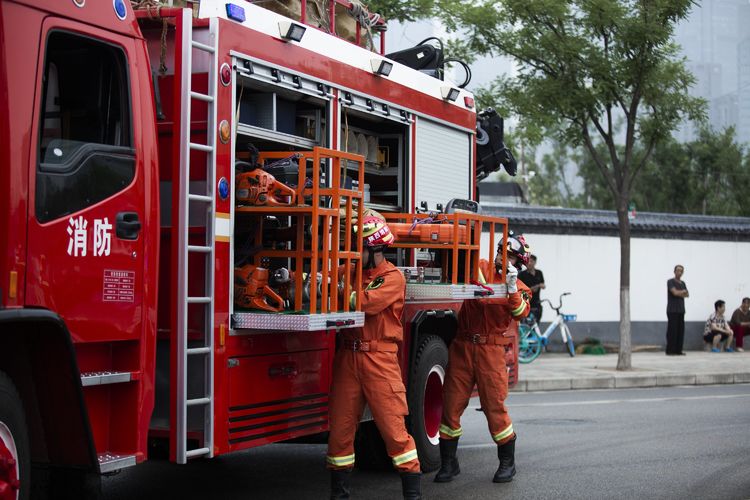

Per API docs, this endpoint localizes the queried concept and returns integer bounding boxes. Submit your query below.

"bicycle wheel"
[562,324,575,357]
[518,324,542,363]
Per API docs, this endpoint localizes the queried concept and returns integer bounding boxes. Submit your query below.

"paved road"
[102,384,750,500]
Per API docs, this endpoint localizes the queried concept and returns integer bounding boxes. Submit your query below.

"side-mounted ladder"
[172,10,219,464]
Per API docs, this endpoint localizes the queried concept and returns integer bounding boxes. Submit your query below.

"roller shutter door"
[415,118,471,210]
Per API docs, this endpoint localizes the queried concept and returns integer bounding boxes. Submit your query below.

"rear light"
[464,96,475,109]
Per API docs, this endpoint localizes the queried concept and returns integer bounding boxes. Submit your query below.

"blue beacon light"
[113,0,127,20]
[226,3,246,23]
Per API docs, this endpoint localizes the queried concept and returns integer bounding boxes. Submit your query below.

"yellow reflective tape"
[477,268,486,285]
[350,291,357,309]
[439,424,462,438]
[326,453,355,466]
[493,424,514,442]
[511,302,527,317]
[392,449,418,466]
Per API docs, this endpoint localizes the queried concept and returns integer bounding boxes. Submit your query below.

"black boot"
[434,439,460,483]
[330,468,352,499]
[401,472,422,500]
[493,435,516,483]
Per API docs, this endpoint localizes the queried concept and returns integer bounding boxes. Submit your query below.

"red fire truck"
[0,0,519,497]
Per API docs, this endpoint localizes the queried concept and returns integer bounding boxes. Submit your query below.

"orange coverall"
[439,259,531,445]
[326,259,420,473]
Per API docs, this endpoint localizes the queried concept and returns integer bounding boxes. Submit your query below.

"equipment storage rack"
[232,147,366,330]
[382,212,511,301]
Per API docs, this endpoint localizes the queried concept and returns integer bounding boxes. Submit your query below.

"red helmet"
[500,232,531,266]
[360,215,395,248]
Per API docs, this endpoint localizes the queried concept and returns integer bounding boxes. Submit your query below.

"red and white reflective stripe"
[0,422,20,500]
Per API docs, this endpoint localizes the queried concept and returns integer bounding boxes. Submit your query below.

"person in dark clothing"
[666,264,689,355]
[519,255,545,322]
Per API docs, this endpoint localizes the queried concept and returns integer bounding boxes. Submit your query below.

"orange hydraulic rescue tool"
[234,264,285,312]
[236,168,296,206]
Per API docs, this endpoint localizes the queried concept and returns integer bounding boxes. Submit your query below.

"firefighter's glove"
[506,263,518,294]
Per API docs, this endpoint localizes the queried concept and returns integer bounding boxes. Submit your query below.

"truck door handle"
[116,212,141,240]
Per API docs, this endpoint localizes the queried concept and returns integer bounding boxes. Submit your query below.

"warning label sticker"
[103,270,135,303]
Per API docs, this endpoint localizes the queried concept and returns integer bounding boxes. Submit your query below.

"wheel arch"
[0,309,97,472]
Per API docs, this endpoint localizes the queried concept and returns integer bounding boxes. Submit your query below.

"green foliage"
[438,0,706,212]
[364,0,436,23]
[532,129,750,217]
[634,128,750,216]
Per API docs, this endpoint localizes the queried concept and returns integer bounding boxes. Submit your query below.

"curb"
[510,372,750,392]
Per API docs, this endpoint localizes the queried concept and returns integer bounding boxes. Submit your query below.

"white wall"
[482,232,750,322]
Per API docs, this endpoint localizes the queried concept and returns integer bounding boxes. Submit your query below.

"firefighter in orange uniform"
[435,233,532,484]
[327,215,421,500]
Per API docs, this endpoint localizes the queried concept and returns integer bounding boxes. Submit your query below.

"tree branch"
[581,124,618,197]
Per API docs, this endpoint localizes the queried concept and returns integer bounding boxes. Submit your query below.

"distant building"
[673,0,749,142]
[710,91,739,132]
[738,37,750,145]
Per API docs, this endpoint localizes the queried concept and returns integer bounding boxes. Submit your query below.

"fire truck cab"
[0,0,517,497]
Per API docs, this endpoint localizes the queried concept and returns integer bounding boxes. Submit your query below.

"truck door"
[26,21,147,345]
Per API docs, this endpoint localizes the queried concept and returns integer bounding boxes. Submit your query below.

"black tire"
[564,325,576,357]
[407,335,449,473]
[0,371,30,500]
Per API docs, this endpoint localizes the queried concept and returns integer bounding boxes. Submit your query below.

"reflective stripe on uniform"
[326,453,355,467]
[477,268,487,285]
[492,424,514,442]
[439,424,463,438]
[392,448,418,466]
[511,302,528,317]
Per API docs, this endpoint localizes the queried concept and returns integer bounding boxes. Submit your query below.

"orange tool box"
[389,222,468,244]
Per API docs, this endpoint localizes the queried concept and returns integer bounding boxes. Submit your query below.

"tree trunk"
[616,205,632,370]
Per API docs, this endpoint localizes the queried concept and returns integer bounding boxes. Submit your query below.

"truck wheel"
[0,371,29,500]
[407,335,448,473]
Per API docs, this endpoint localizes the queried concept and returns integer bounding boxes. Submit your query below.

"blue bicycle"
[518,292,577,363]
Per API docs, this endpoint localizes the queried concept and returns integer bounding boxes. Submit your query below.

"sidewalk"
[512,351,750,392]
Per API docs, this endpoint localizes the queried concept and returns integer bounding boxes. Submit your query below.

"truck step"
[97,452,136,474]
[80,371,133,387]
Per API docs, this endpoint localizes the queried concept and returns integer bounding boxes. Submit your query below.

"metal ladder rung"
[187,347,211,355]
[190,91,214,103]
[188,245,212,253]
[187,296,211,304]
[190,142,214,153]
[185,448,211,459]
[188,194,213,203]
[191,40,215,53]
[186,397,211,407]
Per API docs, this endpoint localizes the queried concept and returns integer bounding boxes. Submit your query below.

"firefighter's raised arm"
[352,268,405,316]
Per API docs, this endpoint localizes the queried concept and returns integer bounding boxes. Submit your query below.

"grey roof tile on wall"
[480,205,750,241]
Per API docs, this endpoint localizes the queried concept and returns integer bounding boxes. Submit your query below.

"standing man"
[666,264,689,355]
[327,215,421,500]
[729,297,750,352]
[435,233,532,484]
[519,254,545,322]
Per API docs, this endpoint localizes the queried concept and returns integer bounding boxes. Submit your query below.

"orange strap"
[340,339,399,352]
[460,333,509,345]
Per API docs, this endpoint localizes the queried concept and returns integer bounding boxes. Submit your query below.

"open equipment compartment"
[339,90,410,213]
